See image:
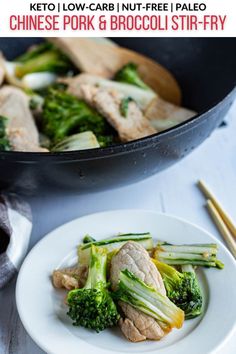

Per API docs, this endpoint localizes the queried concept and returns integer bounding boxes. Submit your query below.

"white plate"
[16,210,236,354]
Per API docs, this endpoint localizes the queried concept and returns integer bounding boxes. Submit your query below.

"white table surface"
[1,100,236,354]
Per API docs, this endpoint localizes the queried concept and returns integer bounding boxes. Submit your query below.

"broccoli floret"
[36,82,68,98]
[114,62,151,91]
[14,42,75,78]
[114,269,184,331]
[41,88,115,145]
[153,260,203,319]
[97,135,116,148]
[67,245,120,332]
[154,242,224,269]
[0,116,11,151]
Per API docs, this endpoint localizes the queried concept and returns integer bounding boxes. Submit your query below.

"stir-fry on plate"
[16,210,236,354]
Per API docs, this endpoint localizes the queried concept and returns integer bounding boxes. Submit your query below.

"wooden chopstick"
[206,200,236,258]
[198,180,236,240]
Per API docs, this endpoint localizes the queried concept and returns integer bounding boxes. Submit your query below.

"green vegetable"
[51,131,100,152]
[78,233,153,265]
[114,62,151,91]
[83,235,96,244]
[113,269,184,331]
[36,82,68,97]
[29,94,44,111]
[14,42,74,78]
[16,42,54,63]
[96,135,115,148]
[42,88,115,145]
[153,260,203,319]
[0,116,11,151]
[120,97,133,117]
[154,242,224,269]
[67,245,120,332]
[29,97,39,110]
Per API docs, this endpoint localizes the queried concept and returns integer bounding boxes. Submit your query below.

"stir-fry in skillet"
[0,38,196,152]
[52,232,223,342]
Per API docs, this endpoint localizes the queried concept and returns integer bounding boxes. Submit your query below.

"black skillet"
[0,38,235,194]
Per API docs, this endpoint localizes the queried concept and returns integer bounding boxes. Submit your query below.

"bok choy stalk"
[78,233,153,265]
[52,131,100,152]
[113,269,184,331]
[22,72,58,90]
[14,42,74,78]
[153,242,224,269]
[1,42,75,90]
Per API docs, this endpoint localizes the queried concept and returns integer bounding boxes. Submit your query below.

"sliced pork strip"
[0,85,47,152]
[53,271,79,290]
[49,37,118,78]
[62,73,156,111]
[61,73,106,94]
[119,302,165,341]
[61,74,157,141]
[71,83,156,142]
[64,74,195,134]
[52,265,88,290]
[119,318,146,342]
[73,83,98,103]
[110,241,165,294]
[93,89,156,142]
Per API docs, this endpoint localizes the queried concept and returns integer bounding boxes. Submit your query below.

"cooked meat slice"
[69,82,156,142]
[110,241,166,341]
[52,265,88,290]
[62,73,156,111]
[61,73,105,94]
[49,38,120,78]
[0,85,47,152]
[73,82,98,103]
[61,74,157,141]
[53,271,79,290]
[145,96,196,132]
[6,128,46,152]
[119,302,165,341]
[92,88,156,142]
[119,318,146,342]
[110,241,165,294]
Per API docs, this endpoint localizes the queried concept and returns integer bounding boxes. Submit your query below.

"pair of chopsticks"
[197,180,236,258]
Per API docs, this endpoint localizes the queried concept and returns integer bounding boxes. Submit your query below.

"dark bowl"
[0,38,235,194]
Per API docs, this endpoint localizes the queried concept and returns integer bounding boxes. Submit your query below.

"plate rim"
[16,209,236,354]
